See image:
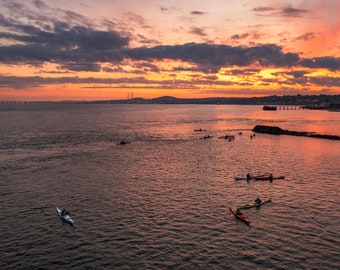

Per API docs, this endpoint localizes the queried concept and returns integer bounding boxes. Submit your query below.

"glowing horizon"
[0,0,339,101]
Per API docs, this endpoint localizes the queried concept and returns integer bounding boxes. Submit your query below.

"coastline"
[1,94,340,110]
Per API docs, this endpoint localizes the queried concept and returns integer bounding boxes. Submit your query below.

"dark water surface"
[1,104,339,269]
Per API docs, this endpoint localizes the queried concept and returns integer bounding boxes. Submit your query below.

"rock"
[252,125,284,135]
[252,125,340,140]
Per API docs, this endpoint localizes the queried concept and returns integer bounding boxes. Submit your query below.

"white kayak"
[56,207,75,225]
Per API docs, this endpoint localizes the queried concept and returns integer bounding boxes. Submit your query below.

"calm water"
[0,104,339,270]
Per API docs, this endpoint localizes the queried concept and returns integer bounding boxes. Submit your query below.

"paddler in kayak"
[255,197,262,206]
[61,209,69,216]
[246,173,253,182]
[236,207,242,215]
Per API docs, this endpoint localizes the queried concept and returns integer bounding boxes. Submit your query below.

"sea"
[0,104,339,270]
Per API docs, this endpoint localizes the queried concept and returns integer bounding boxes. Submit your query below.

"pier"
[278,106,303,110]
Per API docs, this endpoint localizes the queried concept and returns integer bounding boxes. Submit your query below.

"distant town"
[1,94,340,110]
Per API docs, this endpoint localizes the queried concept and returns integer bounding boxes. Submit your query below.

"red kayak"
[229,207,251,225]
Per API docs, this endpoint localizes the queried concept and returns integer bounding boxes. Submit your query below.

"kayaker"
[236,208,242,215]
[61,209,69,216]
[255,197,262,205]
[269,173,273,182]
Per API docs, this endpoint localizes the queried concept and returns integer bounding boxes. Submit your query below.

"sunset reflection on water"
[0,103,339,270]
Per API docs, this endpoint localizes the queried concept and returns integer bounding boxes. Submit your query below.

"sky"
[0,0,339,101]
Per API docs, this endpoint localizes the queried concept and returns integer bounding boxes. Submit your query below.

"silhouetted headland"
[1,95,340,110]
[253,125,340,140]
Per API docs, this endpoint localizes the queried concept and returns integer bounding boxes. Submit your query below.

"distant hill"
[3,94,339,108]
[89,94,340,107]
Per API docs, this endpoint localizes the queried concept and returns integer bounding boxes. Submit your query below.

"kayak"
[218,135,235,140]
[238,198,272,210]
[234,176,254,181]
[234,174,265,181]
[229,207,251,225]
[200,135,213,139]
[56,207,74,225]
[117,141,130,145]
[254,175,285,181]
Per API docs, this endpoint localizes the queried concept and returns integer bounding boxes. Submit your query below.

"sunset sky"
[0,0,339,101]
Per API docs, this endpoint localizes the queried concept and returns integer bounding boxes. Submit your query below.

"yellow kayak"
[238,198,272,210]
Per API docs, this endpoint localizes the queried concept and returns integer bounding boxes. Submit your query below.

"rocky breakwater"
[253,125,340,140]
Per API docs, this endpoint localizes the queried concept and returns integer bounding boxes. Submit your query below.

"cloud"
[252,6,275,12]
[0,15,130,51]
[282,6,309,17]
[190,11,207,16]
[231,33,249,40]
[124,43,301,73]
[32,0,48,10]
[285,70,309,78]
[59,62,101,72]
[252,4,309,18]
[160,6,179,14]
[0,1,339,76]
[134,62,160,73]
[309,76,340,87]
[0,74,236,90]
[1,11,340,75]
[0,75,150,89]
[227,68,261,76]
[123,12,151,29]
[189,27,207,37]
[295,32,316,41]
[300,57,340,70]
